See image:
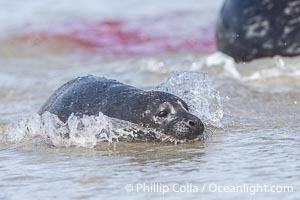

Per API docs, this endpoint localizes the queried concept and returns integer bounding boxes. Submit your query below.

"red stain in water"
[18,19,216,57]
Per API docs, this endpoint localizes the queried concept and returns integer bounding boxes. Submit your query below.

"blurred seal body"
[39,75,204,140]
[217,0,300,61]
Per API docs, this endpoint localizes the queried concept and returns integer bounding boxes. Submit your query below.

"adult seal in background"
[217,0,300,62]
[39,75,204,140]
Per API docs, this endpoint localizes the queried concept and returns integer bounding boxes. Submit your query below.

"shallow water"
[1,0,300,200]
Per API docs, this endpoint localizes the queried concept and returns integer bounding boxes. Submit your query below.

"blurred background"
[0,0,223,57]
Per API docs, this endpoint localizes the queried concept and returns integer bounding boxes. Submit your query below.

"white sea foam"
[205,52,300,81]
[205,52,241,79]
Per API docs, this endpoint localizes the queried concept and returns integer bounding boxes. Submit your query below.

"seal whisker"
[159,135,171,144]
[203,125,214,140]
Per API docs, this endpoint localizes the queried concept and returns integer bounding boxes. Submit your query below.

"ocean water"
[0,0,299,200]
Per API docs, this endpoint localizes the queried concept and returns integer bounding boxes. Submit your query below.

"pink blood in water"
[19,18,216,57]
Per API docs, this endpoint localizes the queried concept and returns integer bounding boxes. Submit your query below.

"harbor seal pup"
[39,75,204,140]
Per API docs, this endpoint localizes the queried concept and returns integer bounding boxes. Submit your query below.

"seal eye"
[158,110,168,118]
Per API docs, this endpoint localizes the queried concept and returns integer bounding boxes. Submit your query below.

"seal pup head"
[138,91,204,140]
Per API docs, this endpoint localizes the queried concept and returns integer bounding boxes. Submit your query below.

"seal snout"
[185,116,204,140]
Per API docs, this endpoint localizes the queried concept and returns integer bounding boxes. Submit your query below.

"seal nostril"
[188,120,196,127]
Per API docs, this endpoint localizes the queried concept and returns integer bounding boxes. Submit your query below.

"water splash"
[4,111,195,147]
[4,112,136,148]
[157,71,223,128]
